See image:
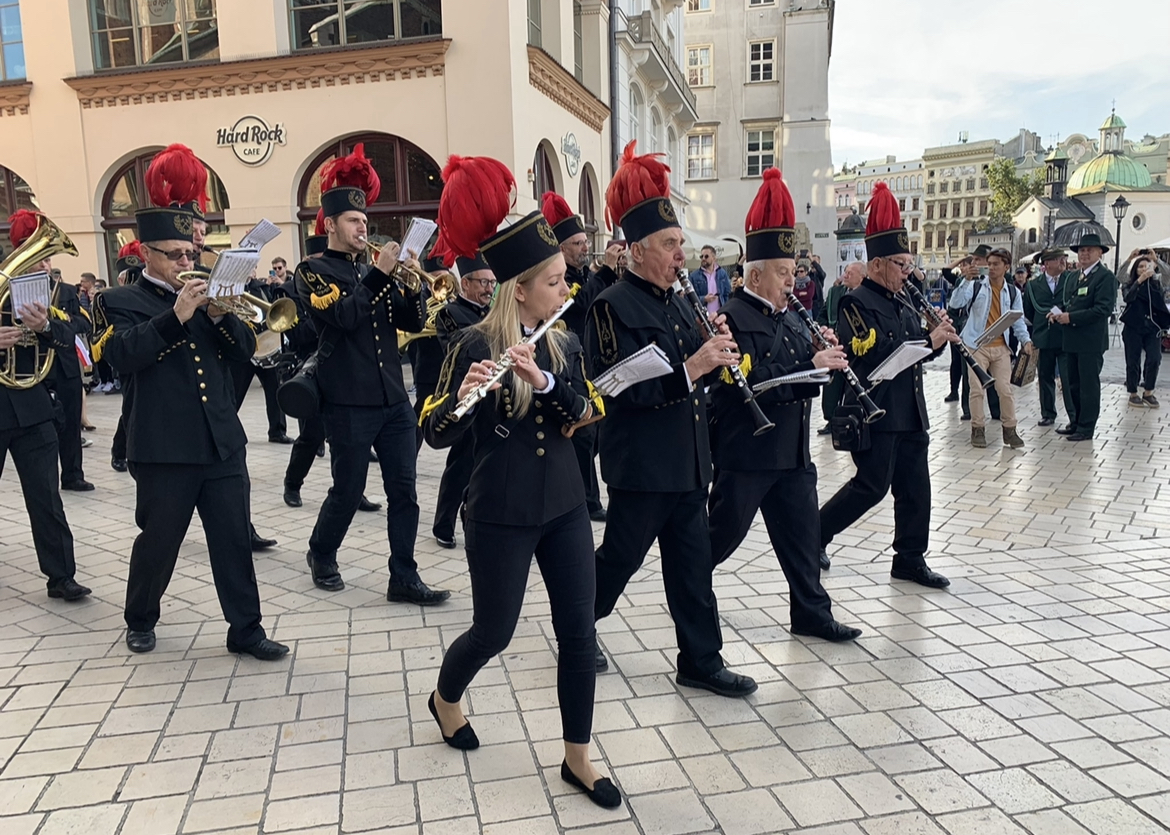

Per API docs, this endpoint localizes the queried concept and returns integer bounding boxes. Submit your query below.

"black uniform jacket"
[562,263,620,337]
[0,341,56,430]
[97,275,254,464]
[435,295,489,353]
[272,279,317,359]
[46,281,91,381]
[712,290,819,472]
[295,249,424,407]
[835,278,942,434]
[423,327,590,527]
[585,271,712,492]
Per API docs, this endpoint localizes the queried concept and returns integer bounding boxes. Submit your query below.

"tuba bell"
[0,215,79,390]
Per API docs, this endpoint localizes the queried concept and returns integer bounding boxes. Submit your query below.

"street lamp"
[946,233,957,265]
[1111,195,1130,274]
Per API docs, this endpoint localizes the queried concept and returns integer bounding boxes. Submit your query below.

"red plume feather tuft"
[320,143,381,205]
[604,141,671,231]
[117,240,144,260]
[865,182,902,236]
[314,207,326,236]
[144,144,208,209]
[744,168,794,233]
[430,155,516,264]
[7,209,41,249]
[540,191,575,227]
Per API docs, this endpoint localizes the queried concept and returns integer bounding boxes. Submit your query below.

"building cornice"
[63,39,450,110]
[527,46,609,133]
[0,80,32,117]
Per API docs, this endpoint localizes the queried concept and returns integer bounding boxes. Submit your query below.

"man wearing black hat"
[44,264,93,491]
[1024,248,1076,427]
[1050,234,1117,441]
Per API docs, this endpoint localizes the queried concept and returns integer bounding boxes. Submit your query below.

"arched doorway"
[532,141,557,202]
[0,164,38,258]
[99,151,230,275]
[298,134,443,253]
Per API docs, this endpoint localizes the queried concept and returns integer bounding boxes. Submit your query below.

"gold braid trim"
[92,327,114,362]
[311,284,341,310]
[720,353,752,385]
[417,394,449,425]
[851,329,876,356]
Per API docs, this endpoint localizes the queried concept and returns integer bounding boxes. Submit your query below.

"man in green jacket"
[1023,248,1076,427]
[1050,234,1118,441]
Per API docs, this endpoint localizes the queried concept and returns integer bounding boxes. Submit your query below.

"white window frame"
[687,44,712,87]
[747,38,775,83]
[686,0,712,11]
[745,127,776,178]
[747,0,775,6]
[687,131,716,180]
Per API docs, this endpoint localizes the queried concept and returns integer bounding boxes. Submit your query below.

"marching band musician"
[707,170,862,642]
[818,183,958,588]
[96,144,287,658]
[421,155,620,810]
[429,249,493,549]
[228,267,292,445]
[406,255,448,452]
[585,141,757,698]
[295,144,449,605]
[107,241,145,473]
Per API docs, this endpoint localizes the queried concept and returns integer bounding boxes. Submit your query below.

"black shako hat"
[304,235,327,256]
[455,250,490,277]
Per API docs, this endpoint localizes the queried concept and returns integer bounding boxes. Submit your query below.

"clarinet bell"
[973,363,995,390]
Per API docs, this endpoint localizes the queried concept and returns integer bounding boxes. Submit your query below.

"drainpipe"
[609,0,621,173]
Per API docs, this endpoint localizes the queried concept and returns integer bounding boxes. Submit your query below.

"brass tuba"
[0,215,79,389]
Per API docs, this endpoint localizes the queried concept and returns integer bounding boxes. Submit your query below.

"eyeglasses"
[886,259,915,272]
[467,278,497,288]
[145,245,198,262]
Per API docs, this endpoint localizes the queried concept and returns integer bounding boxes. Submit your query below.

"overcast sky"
[827,0,1169,169]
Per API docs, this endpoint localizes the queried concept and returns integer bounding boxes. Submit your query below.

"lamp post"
[946,233,957,265]
[1111,195,1130,274]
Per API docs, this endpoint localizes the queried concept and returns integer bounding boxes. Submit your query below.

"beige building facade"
[0,0,612,282]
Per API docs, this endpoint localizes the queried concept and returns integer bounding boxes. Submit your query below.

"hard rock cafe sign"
[561,133,582,178]
[216,116,286,167]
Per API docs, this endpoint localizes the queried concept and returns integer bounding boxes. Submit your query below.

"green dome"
[1100,112,1126,130]
[1067,153,1151,195]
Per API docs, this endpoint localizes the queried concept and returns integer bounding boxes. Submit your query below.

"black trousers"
[595,487,724,677]
[310,401,420,583]
[438,504,596,744]
[50,373,85,484]
[112,414,127,461]
[949,342,964,395]
[571,422,603,514]
[709,464,833,631]
[124,451,264,646]
[821,373,845,423]
[92,358,114,387]
[0,421,77,587]
[286,415,327,490]
[1123,327,1162,393]
[1037,347,1074,421]
[819,430,931,571]
[230,361,287,438]
[1067,351,1105,436]
[433,431,474,541]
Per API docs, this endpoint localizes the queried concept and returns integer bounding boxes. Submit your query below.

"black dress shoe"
[943,392,959,403]
[387,580,450,606]
[588,507,608,522]
[434,535,457,549]
[960,413,971,421]
[316,444,326,458]
[818,548,831,571]
[307,551,345,591]
[816,422,832,435]
[595,639,609,673]
[1055,424,1076,435]
[61,479,95,492]
[427,691,479,750]
[1067,433,1092,442]
[126,630,156,653]
[561,760,622,809]
[891,565,951,588]
[283,488,302,508]
[48,577,91,601]
[792,620,862,642]
[250,533,278,551]
[676,667,758,698]
[227,637,290,660]
[268,433,294,444]
[357,495,382,513]
[1037,417,1055,427]
[111,458,128,472]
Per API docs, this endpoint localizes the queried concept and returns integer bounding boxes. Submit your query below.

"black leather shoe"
[588,508,608,522]
[307,551,345,591]
[891,565,951,588]
[676,667,758,698]
[428,691,479,750]
[561,760,622,809]
[818,548,831,570]
[111,458,128,472]
[283,488,302,508]
[1067,433,1092,442]
[816,422,832,435]
[960,413,971,421]
[1037,417,1055,427]
[357,495,382,513]
[434,535,457,549]
[268,433,294,444]
[595,639,609,673]
[388,580,450,606]
[251,533,277,551]
[126,630,156,653]
[1055,424,1076,435]
[792,620,862,642]
[48,578,91,601]
[227,637,290,660]
[943,392,959,403]
[316,444,326,458]
[61,479,95,492]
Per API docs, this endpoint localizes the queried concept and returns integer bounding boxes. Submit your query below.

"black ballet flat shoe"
[818,548,831,570]
[283,488,302,508]
[227,637,290,661]
[126,629,156,653]
[560,760,622,809]
[792,620,862,643]
[676,667,758,698]
[47,577,91,602]
[891,565,951,588]
[357,495,382,513]
[428,691,479,750]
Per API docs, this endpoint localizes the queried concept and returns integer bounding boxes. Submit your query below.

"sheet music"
[207,249,261,299]
[868,340,933,383]
[399,218,438,262]
[592,344,673,397]
[752,368,831,392]
[974,310,1023,348]
[1049,305,1063,316]
[237,219,282,251]
[9,272,51,320]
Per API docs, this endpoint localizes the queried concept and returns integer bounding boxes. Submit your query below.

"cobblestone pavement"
[2,341,1169,835]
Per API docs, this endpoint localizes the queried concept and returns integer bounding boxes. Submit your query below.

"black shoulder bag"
[277,325,339,420]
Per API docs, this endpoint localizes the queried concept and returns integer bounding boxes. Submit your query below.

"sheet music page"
[593,344,673,397]
[9,272,51,320]
[237,219,282,251]
[207,249,261,298]
[752,368,831,392]
[974,310,1023,348]
[868,340,934,383]
[399,218,438,262]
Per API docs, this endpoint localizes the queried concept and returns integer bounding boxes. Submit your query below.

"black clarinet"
[903,280,993,389]
[675,271,774,436]
[785,293,886,424]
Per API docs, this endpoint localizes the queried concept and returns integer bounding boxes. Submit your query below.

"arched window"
[650,107,662,155]
[0,165,38,255]
[1028,228,1037,243]
[579,163,598,236]
[629,84,644,147]
[298,133,443,251]
[917,174,923,189]
[100,151,229,276]
[532,142,557,202]
[666,126,678,192]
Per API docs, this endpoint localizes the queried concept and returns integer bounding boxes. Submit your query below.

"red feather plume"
[429,155,516,264]
[7,209,41,249]
[320,143,381,205]
[314,208,326,236]
[145,144,208,210]
[744,168,794,233]
[604,141,671,231]
[117,240,144,261]
[540,191,575,227]
[865,182,902,235]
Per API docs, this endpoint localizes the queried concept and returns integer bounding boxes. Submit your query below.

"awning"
[681,227,742,269]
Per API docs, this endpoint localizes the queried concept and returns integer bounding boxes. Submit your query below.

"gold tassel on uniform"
[311,284,341,310]
[586,380,606,417]
[91,327,113,362]
[720,353,752,386]
[851,328,876,357]
[50,307,69,321]
[417,393,448,425]
[568,282,582,299]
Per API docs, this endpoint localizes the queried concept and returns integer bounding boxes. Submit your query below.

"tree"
[986,157,1044,226]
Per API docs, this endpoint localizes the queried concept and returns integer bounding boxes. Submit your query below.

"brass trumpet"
[360,237,430,293]
[174,272,298,333]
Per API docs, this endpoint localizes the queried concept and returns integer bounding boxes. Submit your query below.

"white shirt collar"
[142,271,177,294]
[744,286,777,312]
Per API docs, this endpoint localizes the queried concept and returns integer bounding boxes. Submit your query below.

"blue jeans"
[309,400,420,583]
